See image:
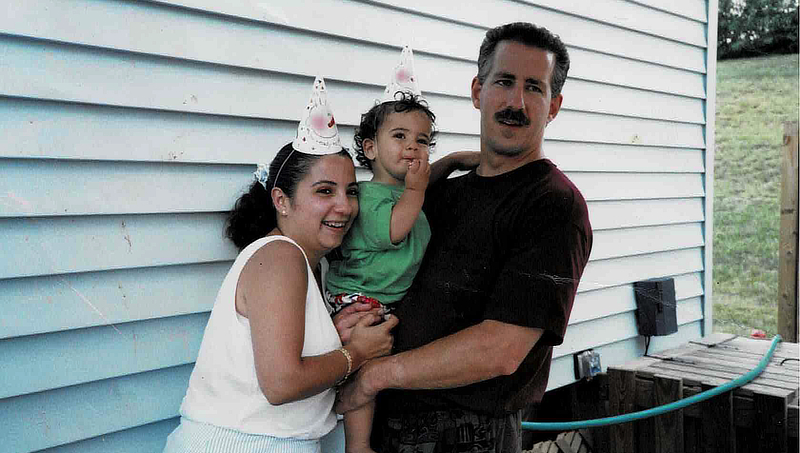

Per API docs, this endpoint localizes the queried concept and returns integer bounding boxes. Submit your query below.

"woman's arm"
[238,241,396,405]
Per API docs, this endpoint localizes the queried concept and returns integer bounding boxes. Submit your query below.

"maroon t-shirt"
[380,158,593,416]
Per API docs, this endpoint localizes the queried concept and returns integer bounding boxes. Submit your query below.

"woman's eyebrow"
[311,180,337,187]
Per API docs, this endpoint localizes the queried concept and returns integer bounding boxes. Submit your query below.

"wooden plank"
[0,2,708,100]
[36,418,179,453]
[0,0,476,101]
[569,173,705,202]
[0,313,207,398]
[516,0,707,45]
[706,342,800,363]
[0,35,478,135]
[653,375,684,453]
[754,392,789,452]
[628,0,707,22]
[568,273,702,324]
[546,112,706,149]
[155,0,707,72]
[0,96,301,164]
[643,361,798,394]
[0,158,247,217]
[662,352,800,383]
[578,248,704,293]
[563,80,705,123]
[701,385,735,453]
[590,223,704,261]
[779,121,799,343]
[571,379,609,452]
[0,262,228,339]
[569,48,705,98]
[547,143,705,173]
[0,213,237,279]
[548,322,705,390]
[690,332,738,346]
[0,96,479,167]
[587,198,705,231]
[0,364,192,452]
[608,368,636,453]
[378,0,707,46]
[556,300,701,358]
[683,411,700,453]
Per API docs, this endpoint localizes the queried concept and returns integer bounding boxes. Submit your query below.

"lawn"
[713,53,799,336]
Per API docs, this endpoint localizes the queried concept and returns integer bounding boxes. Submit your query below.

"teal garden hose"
[522,335,783,431]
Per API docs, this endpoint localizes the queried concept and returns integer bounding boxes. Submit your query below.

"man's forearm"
[365,319,543,392]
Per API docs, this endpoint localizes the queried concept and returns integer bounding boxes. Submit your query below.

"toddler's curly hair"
[353,91,437,170]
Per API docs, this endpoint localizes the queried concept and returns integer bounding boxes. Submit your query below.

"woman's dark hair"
[352,91,437,170]
[226,142,351,250]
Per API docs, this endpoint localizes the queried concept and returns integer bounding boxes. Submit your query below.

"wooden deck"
[605,333,799,452]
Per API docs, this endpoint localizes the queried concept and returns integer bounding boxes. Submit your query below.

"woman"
[164,77,397,453]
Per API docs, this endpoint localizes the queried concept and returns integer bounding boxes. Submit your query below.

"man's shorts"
[376,408,523,453]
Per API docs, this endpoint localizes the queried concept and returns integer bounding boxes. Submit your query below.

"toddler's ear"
[363,138,377,160]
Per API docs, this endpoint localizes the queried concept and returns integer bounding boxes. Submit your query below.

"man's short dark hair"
[477,22,570,98]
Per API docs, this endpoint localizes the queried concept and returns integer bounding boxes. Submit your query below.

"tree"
[718,0,799,59]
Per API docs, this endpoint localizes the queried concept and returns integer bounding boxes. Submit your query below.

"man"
[337,22,593,453]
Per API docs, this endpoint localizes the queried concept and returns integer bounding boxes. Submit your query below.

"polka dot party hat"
[380,46,423,103]
[292,76,343,155]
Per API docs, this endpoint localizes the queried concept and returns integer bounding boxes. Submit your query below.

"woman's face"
[280,154,359,258]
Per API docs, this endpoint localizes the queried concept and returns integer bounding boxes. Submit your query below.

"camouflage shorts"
[376,408,522,453]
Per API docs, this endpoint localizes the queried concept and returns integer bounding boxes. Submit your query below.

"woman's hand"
[346,314,399,370]
[333,302,383,343]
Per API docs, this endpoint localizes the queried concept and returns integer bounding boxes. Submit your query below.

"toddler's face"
[367,110,432,185]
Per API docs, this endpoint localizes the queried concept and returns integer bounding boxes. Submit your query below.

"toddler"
[326,46,478,453]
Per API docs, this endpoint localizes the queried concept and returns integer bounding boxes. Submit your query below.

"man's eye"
[526,85,542,92]
[496,79,512,86]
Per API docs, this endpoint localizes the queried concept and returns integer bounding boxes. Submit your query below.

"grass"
[712,53,799,337]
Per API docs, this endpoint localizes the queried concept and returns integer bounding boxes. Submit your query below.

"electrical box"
[574,349,601,380]
[633,277,678,336]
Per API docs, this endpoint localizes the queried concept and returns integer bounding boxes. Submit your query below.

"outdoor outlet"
[574,349,602,380]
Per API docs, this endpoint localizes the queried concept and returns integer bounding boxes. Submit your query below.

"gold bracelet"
[336,347,352,386]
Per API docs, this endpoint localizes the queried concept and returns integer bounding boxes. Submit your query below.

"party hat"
[292,76,343,155]
[254,76,342,189]
[380,46,423,103]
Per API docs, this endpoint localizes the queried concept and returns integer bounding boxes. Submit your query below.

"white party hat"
[380,46,423,103]
[292,76,343,155]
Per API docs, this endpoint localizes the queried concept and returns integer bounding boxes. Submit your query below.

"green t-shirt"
[326,181,431,304]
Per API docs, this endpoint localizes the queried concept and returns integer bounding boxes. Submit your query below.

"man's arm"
[336,319,542,413]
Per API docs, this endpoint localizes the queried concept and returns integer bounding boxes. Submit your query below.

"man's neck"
[476,147,544,177]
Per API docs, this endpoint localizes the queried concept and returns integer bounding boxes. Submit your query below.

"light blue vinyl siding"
[1,0,717,451]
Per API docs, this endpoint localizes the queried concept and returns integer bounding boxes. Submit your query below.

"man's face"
[471,40,563,159]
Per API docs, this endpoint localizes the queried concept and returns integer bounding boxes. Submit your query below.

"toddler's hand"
[404,151,430,192]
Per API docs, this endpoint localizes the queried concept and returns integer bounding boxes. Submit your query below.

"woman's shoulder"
[245,235,307,268]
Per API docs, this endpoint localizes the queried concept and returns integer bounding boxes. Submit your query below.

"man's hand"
[335,358,382,414]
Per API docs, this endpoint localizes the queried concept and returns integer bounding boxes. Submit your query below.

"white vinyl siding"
[0,1,716,451]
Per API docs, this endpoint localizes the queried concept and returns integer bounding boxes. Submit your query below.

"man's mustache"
[494,108,531,126]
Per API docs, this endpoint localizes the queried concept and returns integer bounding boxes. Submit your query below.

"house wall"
[0,1,716,451]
